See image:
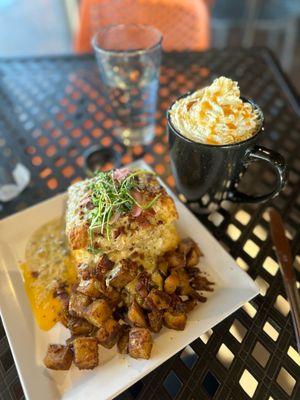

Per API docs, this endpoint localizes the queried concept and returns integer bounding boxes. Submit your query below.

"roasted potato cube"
[59,310,69,328]
[177,269,193,295]
[104,286,121,306]
[178,238,195,256]
[135,271,152,298]
[186,247,200,267]
[157,257,168,276]
[151,270,163,290]
[128,299,148,328]
[181,239,202,268]
[143,289,171,311]
[165,251,185,269]
[73,337,98,370]
[128,328,153,359]
[117,326,130,354]
[68,316,94,336]
[121,289,131,308]
[77,278,102,298]
[96,319,122,349]
[176,299,198,314]
[106,259,138,289]
[125,277,139,298]
[84,299,112,327]
[164,271,180,294]
[69,292,91,318]
[135,293,145,308]
[148,310,163,333]
[95,255,114,278]
[163,311,187,331]
[44,344,73,370]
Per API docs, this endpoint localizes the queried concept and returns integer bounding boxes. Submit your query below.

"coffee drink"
[169,77,259,145]
[167,79,287,211]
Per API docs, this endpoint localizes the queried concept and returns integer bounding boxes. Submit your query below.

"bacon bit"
[114,226,125,239]
[133,213,152,227]
[110,211,121,225]
[145,208,156,217]
[79,195,93,209]
[131,190,142,203]
[131,205,142,218]
[130,190,143,217]
[113,168,130,182]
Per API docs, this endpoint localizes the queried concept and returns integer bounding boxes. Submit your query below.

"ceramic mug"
[167,95,287,212]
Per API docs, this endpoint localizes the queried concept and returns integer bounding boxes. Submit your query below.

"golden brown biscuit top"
[66,168,178,253]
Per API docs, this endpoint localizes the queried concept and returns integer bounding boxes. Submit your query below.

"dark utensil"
[268,207,300,353]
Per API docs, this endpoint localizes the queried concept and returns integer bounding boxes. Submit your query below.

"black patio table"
[0,48,299,400]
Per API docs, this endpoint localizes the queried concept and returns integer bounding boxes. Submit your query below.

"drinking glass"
[92,24,162,146]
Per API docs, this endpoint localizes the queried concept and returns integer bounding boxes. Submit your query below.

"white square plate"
[0,160,258,400]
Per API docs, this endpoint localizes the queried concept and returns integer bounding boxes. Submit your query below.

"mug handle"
[228,145,288,203]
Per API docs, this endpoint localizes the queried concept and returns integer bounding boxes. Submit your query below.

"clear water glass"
[92,24,162,146]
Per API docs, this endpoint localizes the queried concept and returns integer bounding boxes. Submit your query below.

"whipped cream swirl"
[170,77,260,145]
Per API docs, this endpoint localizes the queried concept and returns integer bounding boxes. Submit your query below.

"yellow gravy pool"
[20,218,77,330]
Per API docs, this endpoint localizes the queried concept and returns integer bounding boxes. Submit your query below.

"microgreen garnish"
[86,169,161,253]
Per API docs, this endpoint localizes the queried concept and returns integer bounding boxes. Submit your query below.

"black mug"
[167,95,287,212]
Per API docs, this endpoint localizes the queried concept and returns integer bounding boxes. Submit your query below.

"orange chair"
[75,0,211,53]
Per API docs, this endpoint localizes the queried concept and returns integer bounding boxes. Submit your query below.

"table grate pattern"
[0,49,299,400]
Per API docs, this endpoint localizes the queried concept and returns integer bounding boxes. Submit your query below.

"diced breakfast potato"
[177,299,197,314]
[186,247,200,267]
[77,278,102,298]
[165,250,185,269]
[148,310,163,333]
[73,337,99,370]
[106,259,138,289]
[117,326,130,354]
[103,286,121,306]
[157,257,169,276]
[96,255,114,277]
[163,310,187,331]
[84,299,112,327]
[69,292,91,318]
[96,318,122,348]
[67,316,94,336]
[178,238,195,255]
[135,271,151,298]
[177,269,193,296]
[59,310,69,328]
[128,328,153,359]
[164,271,180,294]
[43,344,73,370]
[128,299,148,328]
[151,270,163,290]
[143,289,171,311]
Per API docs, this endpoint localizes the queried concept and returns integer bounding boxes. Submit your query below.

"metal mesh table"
[0,48,299,400]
